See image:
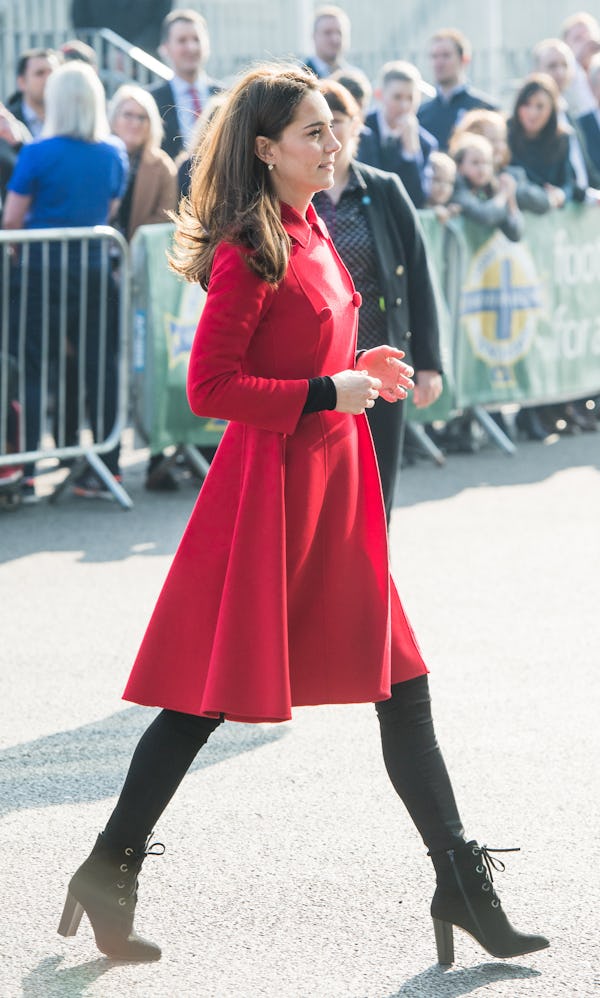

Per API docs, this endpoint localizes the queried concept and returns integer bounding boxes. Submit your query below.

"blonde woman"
[108,85,178,241]
[3,62,128,499]
[109,84,179,489]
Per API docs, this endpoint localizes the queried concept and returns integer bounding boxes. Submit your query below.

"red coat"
[123,203,427,723]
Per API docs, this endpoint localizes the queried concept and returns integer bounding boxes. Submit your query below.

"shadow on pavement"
[0,455,199,566]
[0,706,286,818]
[397,432,599,509]
[386,960,541,997]
[22,955,128,998]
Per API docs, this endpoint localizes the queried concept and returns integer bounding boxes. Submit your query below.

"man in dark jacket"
[417,28,497,151]
[578,54,600,170]
[149,8,224,159]
[6,48,60,139]
[357,61,438,208]
[303,5,359,79]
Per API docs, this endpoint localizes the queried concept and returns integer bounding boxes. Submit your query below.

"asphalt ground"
[1,427,599,998]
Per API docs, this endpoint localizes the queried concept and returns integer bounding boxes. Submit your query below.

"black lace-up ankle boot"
[58,832,164,961]
[430,840,549,964]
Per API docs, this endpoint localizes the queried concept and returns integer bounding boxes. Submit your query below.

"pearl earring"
[267,163,274,171]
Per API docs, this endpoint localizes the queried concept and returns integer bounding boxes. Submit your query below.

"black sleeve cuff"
[302,376,337,413]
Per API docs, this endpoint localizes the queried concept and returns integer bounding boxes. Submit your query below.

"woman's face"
[330,109,361,170]
[261,91,341,208]
[517,91,553,137]
[112,98,151,152]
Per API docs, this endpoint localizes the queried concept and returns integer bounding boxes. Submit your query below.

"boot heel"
[58,890,84,937]
[433,917,454,965]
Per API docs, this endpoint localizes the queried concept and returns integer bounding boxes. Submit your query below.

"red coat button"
[319,306,333,322]
[352,292,362,307]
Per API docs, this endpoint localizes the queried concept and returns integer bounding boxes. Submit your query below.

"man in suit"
[357,61,438,208]
[578,54,600,171]
[150,8,223,159]
[303,5,359,79]
[5,48,60,139]
[417,28,497,151]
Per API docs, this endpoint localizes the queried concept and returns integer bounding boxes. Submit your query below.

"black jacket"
[578,111,600,173]
[5,93,28,130]
[566,109,600,191]
[350,161,442,372]
[417,85,498,151]
[149,78,224,159]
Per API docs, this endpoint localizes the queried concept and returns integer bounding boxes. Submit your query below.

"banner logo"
[460,232,544,388]
[164,284,207,367]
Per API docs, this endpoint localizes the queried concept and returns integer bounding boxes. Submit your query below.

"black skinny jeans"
[366,397,406,526]
[103,675,464,856]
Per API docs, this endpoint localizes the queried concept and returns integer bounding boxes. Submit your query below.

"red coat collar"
[280,201,330,247]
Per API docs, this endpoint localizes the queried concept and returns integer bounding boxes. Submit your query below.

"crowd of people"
[1,5,600,504]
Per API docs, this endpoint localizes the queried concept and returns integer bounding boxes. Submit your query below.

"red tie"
[188,86,202,115]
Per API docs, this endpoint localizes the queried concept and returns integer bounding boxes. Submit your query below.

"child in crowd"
[425,150,461,221]
[357,60,437,207]
[449,132,523,240]
[451,108,554,214]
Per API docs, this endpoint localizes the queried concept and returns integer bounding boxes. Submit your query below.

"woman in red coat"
[58,65,548,968]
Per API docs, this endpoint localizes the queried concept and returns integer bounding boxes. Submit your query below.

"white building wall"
[2,0,600,104]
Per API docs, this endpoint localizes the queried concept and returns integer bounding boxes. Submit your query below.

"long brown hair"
[169,63,320,288]
[507,73,566,162]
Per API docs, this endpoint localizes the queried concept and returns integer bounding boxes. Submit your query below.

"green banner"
[406,210,456,423]
[129,208,600,443]
[130,223,226,452]
[449,205,600,407]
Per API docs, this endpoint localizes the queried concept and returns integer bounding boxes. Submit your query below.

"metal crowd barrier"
[0,226,132,509]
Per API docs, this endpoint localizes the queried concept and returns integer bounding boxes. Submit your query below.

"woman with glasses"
[108,85,177,242]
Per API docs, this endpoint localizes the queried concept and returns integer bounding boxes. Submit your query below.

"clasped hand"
[332,346,414,414]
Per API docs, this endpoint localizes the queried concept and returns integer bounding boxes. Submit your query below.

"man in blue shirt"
[417,28,497,152]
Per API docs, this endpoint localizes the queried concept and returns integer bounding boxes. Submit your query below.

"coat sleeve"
[500,208,524,242]
[385,173,443,372]
[187,242,309,434]
[511,166,551,214]
[451,179,511,227]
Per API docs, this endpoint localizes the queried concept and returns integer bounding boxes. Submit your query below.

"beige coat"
[126,144,178,240]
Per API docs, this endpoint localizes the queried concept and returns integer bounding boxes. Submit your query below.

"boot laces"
[117,839,165,908]
[143,840,166,858]
[473,844,520,885]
